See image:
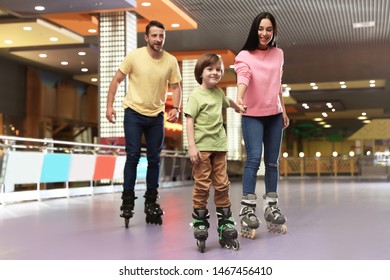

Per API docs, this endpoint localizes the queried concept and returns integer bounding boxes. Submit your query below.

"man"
[106,20,182,228]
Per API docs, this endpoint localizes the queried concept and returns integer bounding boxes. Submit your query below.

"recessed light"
[309,82,316,86]
[88,29,97,33]
[78,52,86,56]
[353,21,375,29]
[91,78,98,82]
[50,37,58,42]
[4,40,13,44]
[141,2,152,7]
[23,26,32,31]
[35,6,45,11]
[341,85,347,88]
[312,86,318,90]
[323,124,331,128]
[171,23,180,28]
[61,61,69,65]
[39,53,47,58]
[81,68,88,72]
[339,81,345,85]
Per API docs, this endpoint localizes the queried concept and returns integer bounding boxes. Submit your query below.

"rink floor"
[1,177,389,260]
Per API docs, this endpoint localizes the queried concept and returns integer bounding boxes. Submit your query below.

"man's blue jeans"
[123,108,164,190]
[242,113,284,196]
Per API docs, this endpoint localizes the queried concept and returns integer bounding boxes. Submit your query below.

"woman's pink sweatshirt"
[234,47,284,117]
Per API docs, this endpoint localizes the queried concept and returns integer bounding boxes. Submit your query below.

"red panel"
[93,155,116,180]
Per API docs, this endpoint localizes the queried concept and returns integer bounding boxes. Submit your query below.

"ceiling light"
[141,2,152,7]
[357,116,367,120]
[314,118,323,121]
[81,68,88,72]
[78,52,86,56]
[88,29,97,33]
[339,81,345,85]
[91,78,98,82]
[363,120,371,124]
[309,82,316,86]
[61,61,68,65]
[341,85,347,88]
[322,112,328,117]
[4,40,13,44]
[282,84,288,88]
[369,80,375,83]
[23,26,32,31]
[312,86,318,90]
[39,53,47,58]
[171,23,181,28]
[370,83,376,87]
[323,124,331,128]
[35,6,45,11]
[353,21,375,29]
[326,103,333,108]
[362,112,367,116]
[50,37,58,42]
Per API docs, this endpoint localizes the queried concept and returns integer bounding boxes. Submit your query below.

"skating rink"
[1,177,389,260]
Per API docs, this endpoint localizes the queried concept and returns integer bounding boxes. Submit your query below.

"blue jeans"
[242,113,284,196]
[123,108,164,190]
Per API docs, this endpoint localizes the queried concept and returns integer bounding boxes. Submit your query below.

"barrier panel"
[0,136,192,204]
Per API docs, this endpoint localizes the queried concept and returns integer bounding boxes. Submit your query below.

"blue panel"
[136,156,147,180]
[40,153,72,183]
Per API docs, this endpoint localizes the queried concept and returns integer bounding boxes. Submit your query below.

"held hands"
[167,108,180,123]
[106,107,116,124]
[235,104,247,113]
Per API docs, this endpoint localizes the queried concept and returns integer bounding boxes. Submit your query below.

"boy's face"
[201,61,223,88]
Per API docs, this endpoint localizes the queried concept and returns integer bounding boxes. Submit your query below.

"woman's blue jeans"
[123,108,164,190]
[242,113,284,196]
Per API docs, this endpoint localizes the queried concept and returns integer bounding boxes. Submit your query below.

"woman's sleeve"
[234,52,251,86]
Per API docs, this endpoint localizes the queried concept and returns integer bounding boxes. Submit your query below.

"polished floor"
[1,177,389,260]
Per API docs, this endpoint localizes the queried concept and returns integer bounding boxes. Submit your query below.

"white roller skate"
[239,194,261,239]
[263,192,287,234]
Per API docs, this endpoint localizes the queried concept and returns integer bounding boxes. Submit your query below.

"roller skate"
[239,194,261,239]
[263,192,287,234]
[144,188,164,225]
[216,207,240,251]
[120,189,137,228]
[191,209,210,253]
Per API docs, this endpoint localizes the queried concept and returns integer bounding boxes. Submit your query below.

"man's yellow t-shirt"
[119,47,182,116]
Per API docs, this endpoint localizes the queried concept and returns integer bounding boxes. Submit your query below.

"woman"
[234,12,289,238]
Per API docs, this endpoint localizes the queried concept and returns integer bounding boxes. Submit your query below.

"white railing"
[0,135,192,204]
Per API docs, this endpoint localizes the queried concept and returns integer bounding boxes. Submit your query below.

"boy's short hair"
[194,53,224,85]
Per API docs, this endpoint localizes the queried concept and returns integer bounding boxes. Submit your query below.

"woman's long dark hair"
[241,12,277,51]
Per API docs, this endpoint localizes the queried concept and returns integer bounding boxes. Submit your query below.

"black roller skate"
[216,207,240,251]
[191,209,210,253]
[239,194,261,239]
[263,192,287,234]
[144,188,164,225]
[120,189,137,228]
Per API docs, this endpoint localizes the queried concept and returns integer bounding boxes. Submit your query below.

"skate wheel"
[232,240,240,251]
[197,240,206,253]
[125,218,129,228]
[281,224,287,234]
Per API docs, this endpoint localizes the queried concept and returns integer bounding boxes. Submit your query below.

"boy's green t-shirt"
[184,86,230,151]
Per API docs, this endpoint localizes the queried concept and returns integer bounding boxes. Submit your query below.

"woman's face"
[257,18,274,49]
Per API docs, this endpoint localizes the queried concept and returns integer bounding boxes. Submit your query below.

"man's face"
[145,26,165,52]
